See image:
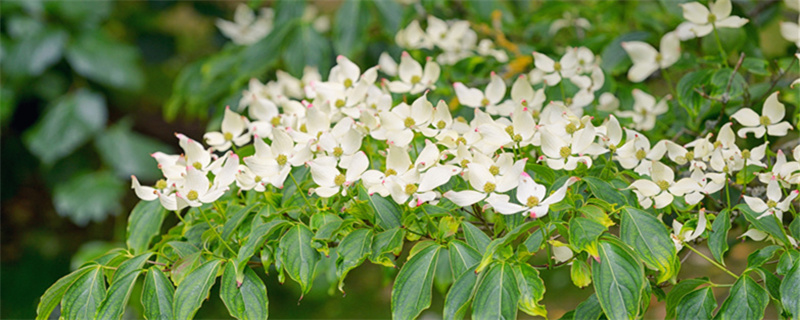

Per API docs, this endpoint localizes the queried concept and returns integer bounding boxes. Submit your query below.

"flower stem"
[289,170,316,213]
[712,25,729,67]
[199,208,238,256]
[685,244,737,279]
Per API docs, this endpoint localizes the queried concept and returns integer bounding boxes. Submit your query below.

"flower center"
[299,124,307,133]
[707,13,716,23]
[333,147,344,157]
[685,151,694,161]
[635,149,647,161]
[483,182,496,193]
[554,62,562,71]
[521,100,528,107]
[384,168,397,176]
[456,137,467,145]
[767,200,777,208]
[741,149,751,159]
[608,144,617,153]
[270,116,281,126]
[155,179,167,190]
[193,162,203,170]
[655,53,663,63]
[513,134,522,143]
[460,159,470,167]
[505,125,515,136]
[224,132,233,141]
[481,98,490,106]
[404,117,416,128]
[759,115,771,126]
[436,120,446,129]
[276,154,288,166]
[186,190,199,201]
[411,75,421,84]
[656,180,670,191]
[254,175,262,183]
[526,196,540,207]
[335,99,346,108]
[565,123,577,135]
[405,184,418,195]
[489,165,500,176]
[559,146,571,158]
[343,78,353,88]
[334,174,346,186]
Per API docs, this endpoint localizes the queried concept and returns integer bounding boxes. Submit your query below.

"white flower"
[670,209,708,251]
[680,0,748,38]
[395,20,433,50]
[629,161,701,209]
[621,32,680,82]
[510,74,546,114]
[794,54,800,88]
[309,151,369,198]
[175,153,239,208]
[615,129,667,175]
[597,92,620,112]
[386,52,440,94]
[487,174,579,218]
[744,177,799,220]
[454,72,506,112]
[443,158,527,207]
[538,124,596,170]
[204,107,251,152]
[131,175,168,202]
[616,89,669,131]
[549,12,591,35]
[730,92,793,138]
[216,5,274,45]
[477,39,509,62]
[780,16,800,48]
[683,169,726,205]
[532,50,578,86]
[379,94,434,146]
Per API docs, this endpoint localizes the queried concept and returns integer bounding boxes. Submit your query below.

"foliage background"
[1,0,797,318]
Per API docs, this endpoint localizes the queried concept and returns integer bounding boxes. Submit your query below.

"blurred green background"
[1,0,796,318]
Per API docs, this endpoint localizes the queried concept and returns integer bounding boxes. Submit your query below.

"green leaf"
[569,217,607,257]
[283,25,330,77]
[778,249,800,276]
[370,227,405,267]
[52,171,125,226]
[677,69,714,113]
[665,277,709,319]
[173,259,223,319]
[742,57,769,76]
[710,68,746,99]
[746,245,781,270]
[2,27,67,77]
[127,200,167,254]
[570,259,592,288]
[372,0,402,35]
[391,243,441,319]
[708,209,731,265]
[279,224,319,296]
[600,31,650,75]
[221,262,269,320]
[23,89,107,165]
[472,262,519,320]
[95,120,173,180]
[574,294,604,320]
[514,263,546,318]
[222,203,259,240]
[360,187,402,230]
[113,252,153,282]
[755,267,782,301]
[61,265,106,320]
[235,220,291,282]
[448,240,481,280]
[583,177,628,206]
[36,265,95,320]
[676,287,716,320]
[462,222,491,255]
[592,237,646,320]
[142,268,175,320]
[476,222,536,273]
[95,262,145,320]
[65,31,144,90]
[336,228,373,293]
[333,0,370,57]
[714,276,768,320]
[781,256,800,320]
[443,265,478,320]
[737,204,791,246]
[620,207,679,283]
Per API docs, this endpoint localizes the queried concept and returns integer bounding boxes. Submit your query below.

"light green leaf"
[61,265,106,320]
[472,262,519,320]
[279,224,319,296]
[676,287,716,320]
[569,217,607,257]
[391,243,441,319]
[570,259,592,288]
[708,209,731,265]
[620,207,678,283]
[3,27,67,77]
[221,262,268,320]
[235,220,291,282]
[592,237,646,320]
[443,265,478,320]
[36,265,95,320]
[370,227,404,267]
[173,259,223,319]
[336,229,373,293]
[127,200,167,254]
[714,276,768,320]
[448,240,481,280]
[514,263,546,318]
[476,222,536,272]
[23,89,107,165]
[781,256,800,320]
[778,249,800,276]
[53,171,125,226]
[746,245,782,270]
[142,267,175,320]
[95,119,172,180]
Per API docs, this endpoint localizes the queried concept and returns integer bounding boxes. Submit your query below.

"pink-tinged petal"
[532,52,555,72]
[659,32,681,67]
[422,60,441,85]
[629,179,660,197]
[315,186,340,198]
[443,190,486,207]
[511,75,534,103]
[744,195,769,213]
[542,73,561,86]
[386,81,413,93]
[767,122,793,137]
[131,176,158,201]
[669,178,701,196]
[778,190,799,211]
[529,205,550,219]
[681,2,710,24]
[516,173,546,204]
[763,92,785,123]
[221,107,246,136]
[766,178,782,202]
[730,108,760,126]
[737,126,766,139]
[157,192,181,211]
[200,185,227,203]
[453,83,485,108]
[485,72,507,105]
[467,163,494,191]
[398,52,423,84]
[651,161,675,185]
[486,193,526,215]
[418,165,458,192]
[185,167,211,195]
[653,192,674,209]
[541,177,578,206]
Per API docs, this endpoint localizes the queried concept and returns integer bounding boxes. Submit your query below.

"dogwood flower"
[780,16,800,48]
[532,50,578,86]
[621,32,680,82]
[670,209,707,251]
[175,154,238,208]
[730,92,793,138]
[629,161,700,209]
[539,125,596,170]
[216,4,274,45]
[204,107,251,152]
[454,72,506,111]
[616,89,669,131]
[309,151,369,198]
[744,177,799,220]
[680,0,748,38]
[386,52,440,94]
[487,174,579,218]
[443,158,526,206]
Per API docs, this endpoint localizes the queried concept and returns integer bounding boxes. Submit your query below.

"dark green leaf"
[336,229,373,292]
[95,120,173,180]
[52,171,125,226]
[66,31,143,90]
[142,268,174,320]
[514,263,546,318]
[370,227,405,267]
[95,267,143,320]
[620,207,679,283]
[235,220,291,282]
[391,243,441,319]
[677,69,714,113]
[36,265,95,320]
[709,209,731,265]
[283,25,330,77]
[710,68,746,99]
[448,240,481,280]
[173,259,223,319]
[221,262,269,320]
[737,204,791,246]
[443,265,478,320]
[333,0,370,57]
[127,200,167,255]
[778,249,800,276]
[61,265,106,320]
[592,237,645,320]
[360,187,402,230]
[23,89,107,165]
[583,177,628,206]
[372,0,402,35]
[569,217,607,257]
[3,27,67,77]
[279,224,319,296]
[472,262,519,320]
[714,276,768,320]
[574,294,604,320]
[112,253,153,282]
[222,203,259,240]
[781,256,800,320]
[742,57,769,76]
[665,277,709,319]
[755,267,781,301]
[462,222,491,255]
[746,245,781,270]
[676,287,716,320]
